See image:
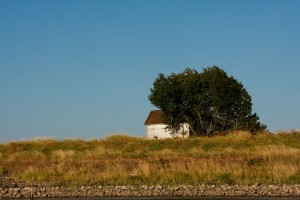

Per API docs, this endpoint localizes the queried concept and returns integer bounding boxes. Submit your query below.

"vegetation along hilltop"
[0,131,300,186]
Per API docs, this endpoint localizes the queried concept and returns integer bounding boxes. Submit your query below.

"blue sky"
[1,0,300,142]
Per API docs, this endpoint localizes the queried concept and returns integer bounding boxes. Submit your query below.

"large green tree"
[149,66,266,136]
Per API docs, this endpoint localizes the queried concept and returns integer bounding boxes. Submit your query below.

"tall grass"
[0,131,300,186]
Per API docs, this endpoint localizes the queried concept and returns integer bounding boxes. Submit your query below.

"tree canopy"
[149,66,266,136]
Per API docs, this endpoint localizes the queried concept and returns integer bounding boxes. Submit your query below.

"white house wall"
[146,123,189,139]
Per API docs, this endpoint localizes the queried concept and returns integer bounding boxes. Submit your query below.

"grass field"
[0,131,300,186]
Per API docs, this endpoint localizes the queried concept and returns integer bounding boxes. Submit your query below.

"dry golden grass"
[0,131,300,186]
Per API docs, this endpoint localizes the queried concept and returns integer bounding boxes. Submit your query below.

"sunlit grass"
[0,131,300,186]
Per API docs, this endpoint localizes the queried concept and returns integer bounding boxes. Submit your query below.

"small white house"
[144,110,189,139]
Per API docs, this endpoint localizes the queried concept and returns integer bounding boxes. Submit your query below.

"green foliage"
[149,66,266,136]
[286,171,300,184]
[172,171,194,184]
[215,173,235,185]
[126,175,148,185]
[0,166,8,176]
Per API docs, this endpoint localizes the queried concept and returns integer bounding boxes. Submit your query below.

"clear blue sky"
[1,0,300,142]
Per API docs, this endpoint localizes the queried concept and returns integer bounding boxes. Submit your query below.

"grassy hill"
[0,131,300,186]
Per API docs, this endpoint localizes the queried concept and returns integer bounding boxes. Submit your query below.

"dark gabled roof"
[144,110,165,125]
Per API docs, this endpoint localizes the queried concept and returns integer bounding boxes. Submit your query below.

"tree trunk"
[197,111,204,130]
[184,115,196,135]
